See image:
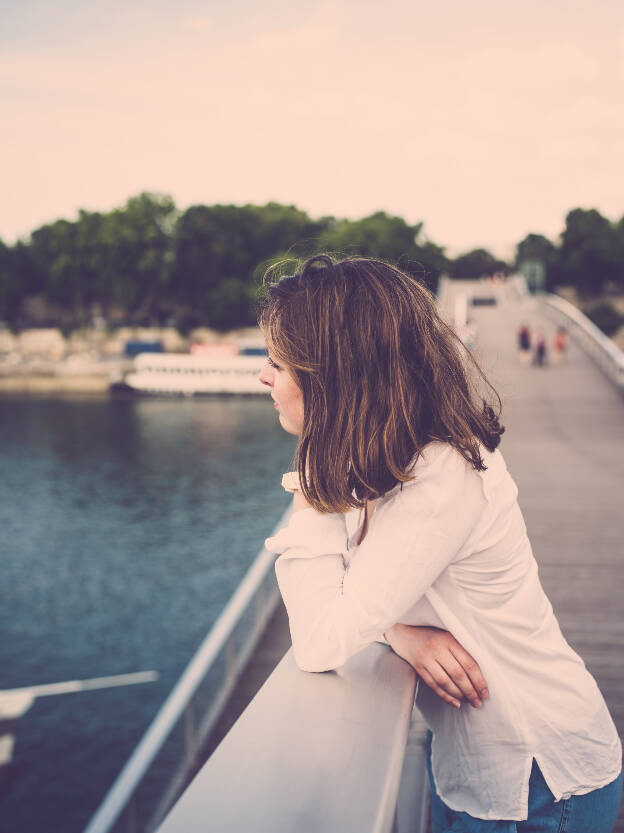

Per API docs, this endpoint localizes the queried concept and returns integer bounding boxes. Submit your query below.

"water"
[0,395,296,833]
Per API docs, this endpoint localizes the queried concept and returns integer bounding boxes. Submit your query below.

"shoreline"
[0,373,112,395]
[0,325,266,396]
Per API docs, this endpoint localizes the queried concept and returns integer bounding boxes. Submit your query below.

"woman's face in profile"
[258,352,304,436]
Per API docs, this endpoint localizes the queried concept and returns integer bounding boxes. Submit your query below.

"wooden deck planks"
[458,285,624,830]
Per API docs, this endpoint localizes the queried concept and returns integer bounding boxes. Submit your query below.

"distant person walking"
[534,330,547,366]
[517,323,532,366]
[553,327,568,363]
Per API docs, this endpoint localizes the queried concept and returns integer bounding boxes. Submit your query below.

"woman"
[257,254,622,831]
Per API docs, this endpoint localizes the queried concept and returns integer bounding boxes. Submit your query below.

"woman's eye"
[267,357,280,370]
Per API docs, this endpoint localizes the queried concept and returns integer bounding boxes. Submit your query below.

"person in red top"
[553,327,568,363]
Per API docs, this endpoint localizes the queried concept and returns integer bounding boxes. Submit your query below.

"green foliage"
[4,195,623,334]
[101,193,176,314]
[557,208,623,297]
[0,241,42,329]
[26,193,176,327]
[175,310,202,337]
[583,300,623,337]
[516,234,556,265]
[515,233,558,289]
[0,241,27,327]
[448,249,510,279]
[171,202,329,322]
[317,211,422,258]
[204,279,259,331]
[316,212,446,292]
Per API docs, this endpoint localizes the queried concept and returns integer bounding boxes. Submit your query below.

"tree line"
[0,193,622,333]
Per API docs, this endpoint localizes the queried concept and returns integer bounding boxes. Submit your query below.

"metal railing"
[83,506,291,833]
[155,645,428,833]
[539,293,624,391]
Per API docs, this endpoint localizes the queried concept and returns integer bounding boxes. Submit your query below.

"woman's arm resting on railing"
[267,451,484,673]
[291,491,488,707]
[383,623,489,709]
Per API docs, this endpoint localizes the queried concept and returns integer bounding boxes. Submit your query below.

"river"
[0,394,296,833]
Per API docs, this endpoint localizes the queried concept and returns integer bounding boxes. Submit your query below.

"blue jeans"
[426,732,623,832]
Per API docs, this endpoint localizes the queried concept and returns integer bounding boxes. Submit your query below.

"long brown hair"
[257,254,504,520]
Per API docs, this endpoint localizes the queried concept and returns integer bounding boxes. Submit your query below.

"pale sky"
[2,0,623,258]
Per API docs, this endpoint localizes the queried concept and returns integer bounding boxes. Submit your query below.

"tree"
[205,279,259,331]
[171,202,330,322]
[0,241,18,327]
[101,192,177,319]
[29,218,87,326]
[448,249,510,279]
[26,193,177,326]
[612,214,624,292]
[558,208,621,297]
[515,233,556,267]
[316,212,446,292]
[514,233,558,291]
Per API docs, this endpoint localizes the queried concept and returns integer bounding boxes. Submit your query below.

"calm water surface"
[0,394,296,833]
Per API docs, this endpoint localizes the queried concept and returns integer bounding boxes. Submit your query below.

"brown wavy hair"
[257,254,504,523]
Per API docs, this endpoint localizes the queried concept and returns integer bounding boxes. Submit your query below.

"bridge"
[84,278,624,833]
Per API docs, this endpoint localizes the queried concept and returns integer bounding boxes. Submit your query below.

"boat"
[110,347,269,396]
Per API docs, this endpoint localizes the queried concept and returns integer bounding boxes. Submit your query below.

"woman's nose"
[258,363,273,387]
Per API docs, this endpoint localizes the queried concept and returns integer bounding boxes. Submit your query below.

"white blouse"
[265,442,622,821]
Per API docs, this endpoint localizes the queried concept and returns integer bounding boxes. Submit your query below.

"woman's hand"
[384,624,489,709]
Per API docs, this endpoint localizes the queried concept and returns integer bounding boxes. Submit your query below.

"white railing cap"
[157,645,416,833]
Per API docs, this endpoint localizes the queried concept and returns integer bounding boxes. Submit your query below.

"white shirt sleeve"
[265,447,484,672]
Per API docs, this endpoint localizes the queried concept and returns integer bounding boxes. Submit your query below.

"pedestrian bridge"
[84,279,624,833]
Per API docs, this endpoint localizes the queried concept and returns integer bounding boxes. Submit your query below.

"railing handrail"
[83,506,292,833]
[539,292,624,388]
[542,293,624,361]
[155,645,419,833]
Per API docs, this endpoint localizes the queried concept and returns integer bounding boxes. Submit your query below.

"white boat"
[113,351,269,395]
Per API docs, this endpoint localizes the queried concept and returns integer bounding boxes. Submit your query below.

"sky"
[2,0,623,258]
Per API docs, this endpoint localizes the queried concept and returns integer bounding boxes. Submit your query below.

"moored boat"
[110,348,268,395]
